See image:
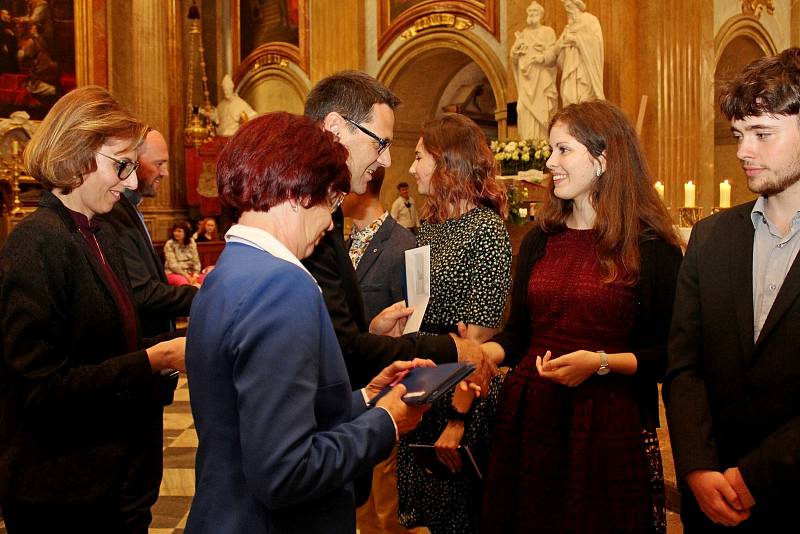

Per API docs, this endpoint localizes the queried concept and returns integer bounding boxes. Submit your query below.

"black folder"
[367,362,475,406]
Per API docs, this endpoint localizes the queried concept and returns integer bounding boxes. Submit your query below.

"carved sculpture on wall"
[203,74,257,137]
[551,0,604,108]
[511,1,557,141]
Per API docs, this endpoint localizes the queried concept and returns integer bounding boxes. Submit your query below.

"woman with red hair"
[185,112,429,534]
[397,113,511,533]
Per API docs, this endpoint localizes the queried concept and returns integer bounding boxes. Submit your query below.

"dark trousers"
[1,497,141,534]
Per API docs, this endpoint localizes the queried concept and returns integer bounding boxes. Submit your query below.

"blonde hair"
[24,85,147,192]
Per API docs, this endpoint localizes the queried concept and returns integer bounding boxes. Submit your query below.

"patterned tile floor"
[0,380,683,533]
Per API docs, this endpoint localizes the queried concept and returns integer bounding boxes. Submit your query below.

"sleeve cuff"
[374,405,399,441]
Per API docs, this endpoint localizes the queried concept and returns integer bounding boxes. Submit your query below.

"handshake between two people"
[369,299,500,402]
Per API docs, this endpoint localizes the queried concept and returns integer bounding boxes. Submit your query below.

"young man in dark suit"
[664,47,800,532]
[100,129,197,337]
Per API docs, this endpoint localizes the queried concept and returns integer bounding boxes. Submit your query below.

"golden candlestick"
[678,206,702,227]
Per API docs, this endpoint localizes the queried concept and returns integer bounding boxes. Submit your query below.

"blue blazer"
[185,242,396,534]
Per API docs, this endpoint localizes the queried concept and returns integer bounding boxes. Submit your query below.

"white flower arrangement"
[490,138,551,178]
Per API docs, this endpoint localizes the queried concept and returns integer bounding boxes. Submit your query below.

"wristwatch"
[446,405,470,422]
[596,350,610,375]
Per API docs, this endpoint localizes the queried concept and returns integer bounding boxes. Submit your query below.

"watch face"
[597,366,610,376]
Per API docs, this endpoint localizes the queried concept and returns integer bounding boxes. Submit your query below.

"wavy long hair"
[538,100,680,285]
[418,113,508,224]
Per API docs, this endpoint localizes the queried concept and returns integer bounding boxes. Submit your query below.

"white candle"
[719,180,731,208]
[684,181,696,208]
[654,181,665,201]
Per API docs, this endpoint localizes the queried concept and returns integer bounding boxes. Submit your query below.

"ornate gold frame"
[231,0,310,85]
[378,0,499,57]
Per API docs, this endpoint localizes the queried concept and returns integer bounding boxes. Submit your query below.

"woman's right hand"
[146,337,187,373]
[435,421,465,473]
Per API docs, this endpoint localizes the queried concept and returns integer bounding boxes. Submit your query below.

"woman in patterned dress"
[396,113,511,533]
[480,100,683,533]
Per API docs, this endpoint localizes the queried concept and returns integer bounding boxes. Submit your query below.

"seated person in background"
[193,217,220,242]
[164,221,204,286]
[185,111,430,534]
[343,167,416,325]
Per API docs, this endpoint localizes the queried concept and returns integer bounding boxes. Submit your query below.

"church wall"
[60,1,798,228]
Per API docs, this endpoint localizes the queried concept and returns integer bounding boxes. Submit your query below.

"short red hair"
[217,112,350,212]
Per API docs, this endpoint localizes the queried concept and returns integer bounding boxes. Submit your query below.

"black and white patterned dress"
[397,207,511,534]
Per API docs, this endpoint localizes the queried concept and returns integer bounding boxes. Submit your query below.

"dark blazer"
[664,201,800,530]
[493,226,683,429]
[100,192,196,337]
[302,209,457,390]
[351,215,416,325]
[0,192,162,510]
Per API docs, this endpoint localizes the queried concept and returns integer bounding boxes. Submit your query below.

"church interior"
[0,1,798,533]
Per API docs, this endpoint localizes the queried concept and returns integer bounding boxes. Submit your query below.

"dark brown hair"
[304,71,401,125]
[170,221,192,246]
[719,47,800,120]
[418,113,508,224]
[539,100,680,285]
[24,85,147,193]
[217,112,350,212]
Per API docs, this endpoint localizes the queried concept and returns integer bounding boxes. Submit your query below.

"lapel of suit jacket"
[120,194,167,283]
[44,193,121,316]
[355,216,393,282]
[753,233,800,353]
[727,203,757,363]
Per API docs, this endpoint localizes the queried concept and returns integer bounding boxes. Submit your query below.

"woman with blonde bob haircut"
[0,86,185,533]
[397,113,512,533]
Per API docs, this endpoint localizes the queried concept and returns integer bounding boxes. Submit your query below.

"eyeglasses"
[328,190,347,213]
[97,152,140,180]
[341,116,392,155]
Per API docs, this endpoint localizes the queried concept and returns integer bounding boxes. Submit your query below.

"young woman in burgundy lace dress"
[480,100,683,533]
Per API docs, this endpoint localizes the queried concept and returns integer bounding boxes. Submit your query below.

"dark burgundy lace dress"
[482,229,665,534]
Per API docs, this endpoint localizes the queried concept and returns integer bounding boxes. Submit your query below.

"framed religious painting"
[378,0,499,56]
[0,0,78,120]
[231,0,309,78]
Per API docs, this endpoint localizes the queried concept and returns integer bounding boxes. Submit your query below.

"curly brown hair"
[417,113,508,224]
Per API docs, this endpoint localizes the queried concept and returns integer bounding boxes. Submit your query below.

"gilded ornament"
[741,0,775,17]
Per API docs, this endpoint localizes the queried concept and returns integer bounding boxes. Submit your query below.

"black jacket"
[0,191,162,505]
[302,209,457,390]
[664,202,800,529]
[99,192,196,337]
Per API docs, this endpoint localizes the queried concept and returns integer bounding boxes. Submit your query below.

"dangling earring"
[595,167,603,178]
[289,201,298,213]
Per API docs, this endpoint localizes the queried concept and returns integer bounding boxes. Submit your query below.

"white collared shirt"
[225,223,319,289]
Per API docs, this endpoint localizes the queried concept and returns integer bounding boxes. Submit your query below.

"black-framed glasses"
[341,116,392,155]
[97,152,140,180]
[328,190,347,213]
